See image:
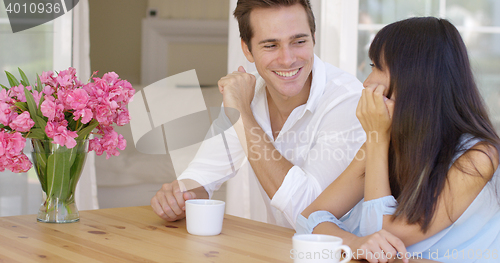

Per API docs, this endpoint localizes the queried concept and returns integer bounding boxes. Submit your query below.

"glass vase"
[31,139,89,223]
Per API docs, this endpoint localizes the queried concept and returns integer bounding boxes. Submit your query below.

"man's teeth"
[274,69,299,77]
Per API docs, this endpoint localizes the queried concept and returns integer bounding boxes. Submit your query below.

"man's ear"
[241,39,255,63]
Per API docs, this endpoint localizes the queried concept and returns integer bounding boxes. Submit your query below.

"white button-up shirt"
[178,55,365,228]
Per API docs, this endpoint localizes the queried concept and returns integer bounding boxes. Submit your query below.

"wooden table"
[0,206,439,262]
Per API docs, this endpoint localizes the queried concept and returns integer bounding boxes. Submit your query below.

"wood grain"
[0,206,440,263]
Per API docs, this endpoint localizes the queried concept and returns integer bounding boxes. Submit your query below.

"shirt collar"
[303,54,326,114]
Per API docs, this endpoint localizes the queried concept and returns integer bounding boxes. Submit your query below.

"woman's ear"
[241,39,255,63]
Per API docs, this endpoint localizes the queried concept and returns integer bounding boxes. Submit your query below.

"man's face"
[242,4,315,101]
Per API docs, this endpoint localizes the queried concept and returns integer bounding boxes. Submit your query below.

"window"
[357,0,500,131]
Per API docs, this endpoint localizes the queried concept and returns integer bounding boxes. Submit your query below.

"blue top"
[296,134,500,262]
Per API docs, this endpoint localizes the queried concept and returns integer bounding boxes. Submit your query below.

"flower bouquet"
[0,67,134,222]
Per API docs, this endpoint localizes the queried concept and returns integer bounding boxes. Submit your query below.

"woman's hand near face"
[356,84,394,143]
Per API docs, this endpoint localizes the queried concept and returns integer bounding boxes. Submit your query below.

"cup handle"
[336,245,352,263]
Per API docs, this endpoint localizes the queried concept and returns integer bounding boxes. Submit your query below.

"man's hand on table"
[151,179,208,221]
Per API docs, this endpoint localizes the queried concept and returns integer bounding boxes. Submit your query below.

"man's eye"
[264,44,276,48]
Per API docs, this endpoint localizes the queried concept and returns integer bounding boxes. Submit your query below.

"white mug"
[185,199,225,236]
[292,234,352,263]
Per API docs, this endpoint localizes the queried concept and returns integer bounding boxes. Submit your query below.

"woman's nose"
[363,75,371,88]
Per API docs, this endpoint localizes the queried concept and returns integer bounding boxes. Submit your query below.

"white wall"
[145,0,230,86]
[148,0,229,20]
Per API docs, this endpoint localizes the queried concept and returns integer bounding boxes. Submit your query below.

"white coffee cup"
[292,234,352,263]
[185,199,225,236]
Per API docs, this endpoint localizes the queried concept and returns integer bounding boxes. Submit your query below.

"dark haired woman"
[296,17,500,263]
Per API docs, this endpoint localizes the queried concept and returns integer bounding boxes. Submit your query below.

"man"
[151,0,364,229]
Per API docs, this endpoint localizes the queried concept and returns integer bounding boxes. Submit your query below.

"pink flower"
[7,154,32,173]
[41,95,64,121]
[0,130,32,173]
[0,89,9,103]
[89,126,126,159]
[117,134,126,150]
[115,110,130,126]
[40,71,55,85]
[45,121,78,148]
[94,104,113,126]
[73,108,93,124]
[56,74,73,88]
[9,84,31,102]
[9,111,35,132]
[43,85,55,96]
[102,72,119,85]
[0,102,14,126]
[32,90,43,106]
[89,138,104,156]
[66,89,89,110]
[0,132,5,156]
[3,132,26,158]
[59,67,77,79]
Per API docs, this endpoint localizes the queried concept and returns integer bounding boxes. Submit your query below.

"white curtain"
[72,0,99,210]
[225,0,256,220]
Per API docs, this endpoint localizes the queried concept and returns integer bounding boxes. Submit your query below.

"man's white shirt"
[177,54,365,229]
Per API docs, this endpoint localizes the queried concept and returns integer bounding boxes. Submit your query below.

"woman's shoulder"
[441,134,499,222]
[453,134,499,181]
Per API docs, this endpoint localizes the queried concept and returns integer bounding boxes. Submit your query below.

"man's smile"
[273,68,301,77]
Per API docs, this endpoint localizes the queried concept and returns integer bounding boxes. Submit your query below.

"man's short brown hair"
[233,0,316,51]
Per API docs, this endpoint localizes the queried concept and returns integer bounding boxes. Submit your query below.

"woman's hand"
[356,84,395,144]
[349,229,409,263]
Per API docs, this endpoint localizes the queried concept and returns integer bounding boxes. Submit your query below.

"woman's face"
[363,63,391,98]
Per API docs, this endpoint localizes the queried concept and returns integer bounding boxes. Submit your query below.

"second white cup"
[292,234,352,263]
[185,199,225,236]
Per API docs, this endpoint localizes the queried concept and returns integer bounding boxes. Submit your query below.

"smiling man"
[151,0,365,229]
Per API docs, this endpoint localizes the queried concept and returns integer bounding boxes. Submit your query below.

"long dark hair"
[368,17,500,232]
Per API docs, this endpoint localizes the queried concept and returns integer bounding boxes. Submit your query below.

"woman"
[296,17,500,263]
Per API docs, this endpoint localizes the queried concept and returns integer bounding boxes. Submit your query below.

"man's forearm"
[239,110,293,199]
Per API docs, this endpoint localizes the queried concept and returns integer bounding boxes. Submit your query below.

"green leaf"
[18,68,30,87]
[14,102,28,112]
[5,71,20,87]
[34,115,47,132]
[37,95,45,117]
[24,87,40,127]
[69,147,87,192]
[36,74,43,93]
[32,140,48,193]
[68,116,78,131]
[77,120,99,140]
[0,84,8,90]
[46,150,72,199]
[26,128,46,140]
